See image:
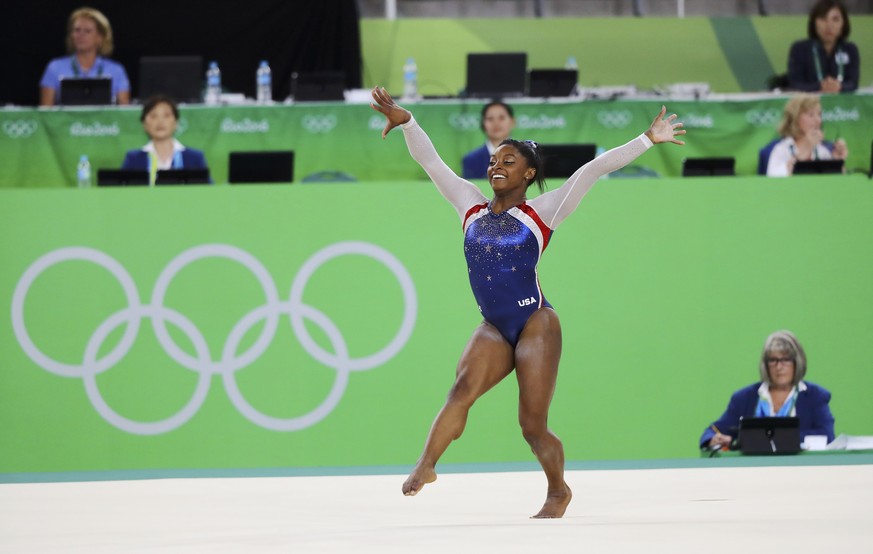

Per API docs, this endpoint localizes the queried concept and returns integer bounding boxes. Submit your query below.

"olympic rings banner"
[2,93,871,189]
[2,179,873,475]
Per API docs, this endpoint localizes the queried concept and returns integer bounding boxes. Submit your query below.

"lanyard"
[71,56,104,77]
[789,142,820,161]
[812,43,845,83]
[148,149,184,185]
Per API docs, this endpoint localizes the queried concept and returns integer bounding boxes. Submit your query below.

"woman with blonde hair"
[699,330,835,450]
[39,7,130,106]
[766,94,847,177]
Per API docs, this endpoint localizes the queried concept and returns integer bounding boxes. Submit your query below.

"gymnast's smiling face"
[487,145,536,193]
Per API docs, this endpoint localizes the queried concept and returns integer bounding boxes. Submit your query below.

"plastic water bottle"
[565,56,579,96]
[76,155,91,189]
[205,61,221,105]
[256,60,272,104]
[402,57,419,101]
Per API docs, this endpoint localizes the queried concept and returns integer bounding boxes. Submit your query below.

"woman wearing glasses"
[371,86,685,518]
[700,330,835,451]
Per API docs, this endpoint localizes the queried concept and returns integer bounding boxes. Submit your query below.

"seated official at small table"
[700,330,835,450]
[39,7,130,106]
[122,95,208,184]
[787,0,860,93]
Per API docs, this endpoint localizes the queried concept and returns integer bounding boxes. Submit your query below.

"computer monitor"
[528,69,578,97]
[465,53,527,98]
[737,416,801,455]
[155,169,211,185]
[540,143,597,179]
[59,78,112,106]
[291,71,345,102]
[682,157,736,177]
[97,169,150,186]
[793,159,844,175]
[228,151,294,183]
[138,56,204,103]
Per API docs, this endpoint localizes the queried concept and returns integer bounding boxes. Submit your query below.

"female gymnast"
[371,87,685,518]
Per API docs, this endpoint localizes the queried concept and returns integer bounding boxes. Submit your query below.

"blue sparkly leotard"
[400,117,653,346]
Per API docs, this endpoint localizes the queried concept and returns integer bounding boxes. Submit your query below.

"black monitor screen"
[229,151,294,183]
[155,169,211,185]
[682,157,736,177]
[291,72,345,102]
[59,78,112,106]
[528,69,578,97]
[139,56,204,103]
[97,169,149,186]
[793,160,843,175]
[540,143,597,179]
[465,53,527,98]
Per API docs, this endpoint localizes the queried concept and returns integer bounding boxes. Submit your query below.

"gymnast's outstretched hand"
[370,86,412,139]
[645,106,686,146]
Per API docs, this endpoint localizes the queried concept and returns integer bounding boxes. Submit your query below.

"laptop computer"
[540,143,597,179]
[291,72,345,102]
[682,157,736,177]
[528,69,578,97]
[97,169,150,186]
[155,169,211,185]
[228,151,294,184]
[465,53,527,98]
[59,77,113,106]
[737,416,801,455]
[139,56,204,103]
[793,159,843,175]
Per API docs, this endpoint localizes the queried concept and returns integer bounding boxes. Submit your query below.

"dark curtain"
[2,0,362,105]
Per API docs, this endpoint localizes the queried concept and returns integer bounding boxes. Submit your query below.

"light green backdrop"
[2,176,872,476]
[360,16,873,95]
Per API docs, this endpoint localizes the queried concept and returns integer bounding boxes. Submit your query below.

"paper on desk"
[825,434,873,450]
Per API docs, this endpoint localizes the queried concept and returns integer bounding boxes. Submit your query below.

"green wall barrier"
[360,16,873,95]
[2,93,871,188]
[2,177,872,476]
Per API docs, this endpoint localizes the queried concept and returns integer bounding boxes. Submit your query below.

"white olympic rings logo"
[301,114,338,133]
[2,119,38,138]
[596,110,633,129]
[745,109,781,128]
[448,113,480,131]
[11,242,417,435]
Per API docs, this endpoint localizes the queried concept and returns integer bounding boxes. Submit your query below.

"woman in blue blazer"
[122,94,209,184]
[461,101,515,179]
[700,330,835,450]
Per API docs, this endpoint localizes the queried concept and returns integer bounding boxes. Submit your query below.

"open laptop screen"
[229,151,294,183]
[59,78,112,106]
[465,53,527,98]
[539,143,597,179]
[139,56,203,103]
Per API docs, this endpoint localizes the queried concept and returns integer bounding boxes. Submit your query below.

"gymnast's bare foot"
[531,482,572,518]
[402,464,437,496]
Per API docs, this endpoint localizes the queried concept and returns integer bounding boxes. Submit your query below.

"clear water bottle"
[402,57,419,101]
[565,56,578,70]
[205,61,221,105]
[256,60,272,104]
[76,155,91,189]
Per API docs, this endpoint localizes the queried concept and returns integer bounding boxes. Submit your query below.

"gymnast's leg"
[515,307,571,518]
[402,321,515,496]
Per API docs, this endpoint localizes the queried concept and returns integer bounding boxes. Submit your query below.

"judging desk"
[1,93,871,188]
[1,176,872,474]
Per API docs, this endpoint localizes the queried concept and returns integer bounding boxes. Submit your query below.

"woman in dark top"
[787,0,860,93]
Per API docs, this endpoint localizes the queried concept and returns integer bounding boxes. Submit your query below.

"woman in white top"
[766,94,848,177]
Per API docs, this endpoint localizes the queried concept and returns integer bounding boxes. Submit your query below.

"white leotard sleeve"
[401,117,488,221]
[527,134,654,229]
